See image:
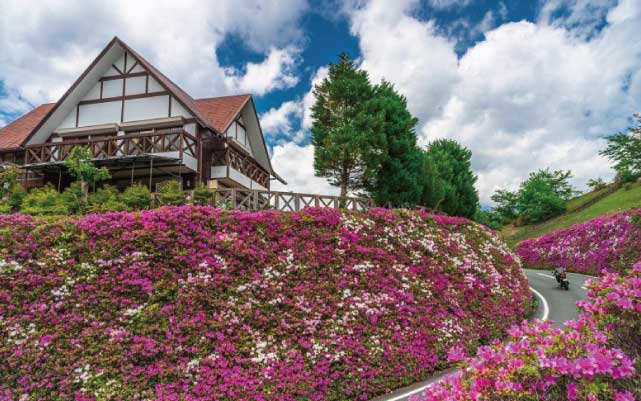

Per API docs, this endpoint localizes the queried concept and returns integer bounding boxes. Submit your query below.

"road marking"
[581,286,588,291]
[530,286,549,321]
[536,272,556,279]
[379,383,433,401]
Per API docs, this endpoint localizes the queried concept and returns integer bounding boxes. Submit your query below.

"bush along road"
[371,269,592,401]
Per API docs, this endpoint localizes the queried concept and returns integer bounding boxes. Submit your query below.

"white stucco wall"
[170,98,193,119]
[78,101,121,127]
[148,76,164,92]
[82,82,101,101]
[125,76,146,95]
[58,109,77,129]
[123,95,169,122]
[102,79,122,98]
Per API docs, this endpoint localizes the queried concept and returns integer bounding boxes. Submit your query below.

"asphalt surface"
[523,269,591,328]
[370,269,593,401]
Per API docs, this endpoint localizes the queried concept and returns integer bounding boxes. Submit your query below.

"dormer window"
[227,117,250,151]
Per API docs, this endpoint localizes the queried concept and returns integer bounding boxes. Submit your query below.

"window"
[227,119,248,148]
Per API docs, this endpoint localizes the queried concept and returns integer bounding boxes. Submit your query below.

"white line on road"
[536,272,556,279]
[380,384,432,401]
[530,286,550,321]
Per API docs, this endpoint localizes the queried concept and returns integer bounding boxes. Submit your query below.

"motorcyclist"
[553,265,566,283]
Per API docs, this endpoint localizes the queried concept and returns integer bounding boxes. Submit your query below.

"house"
[0,37,286,192]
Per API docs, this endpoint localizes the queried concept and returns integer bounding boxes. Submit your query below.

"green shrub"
[192,183,213,205]
[61,182,86,214]
[121,184,152,210]
[473,208,503,230]
[0,165,19,199]
[157,180,184,206]
[616,170,639,184]
[7,185,26,212]
[587,178,608,191]
[20,185,68,216]
[87,185,127,213]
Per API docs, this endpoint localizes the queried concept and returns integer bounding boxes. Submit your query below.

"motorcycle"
[553,270,570,291]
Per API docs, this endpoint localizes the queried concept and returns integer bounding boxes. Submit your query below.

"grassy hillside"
[502,182,641,246]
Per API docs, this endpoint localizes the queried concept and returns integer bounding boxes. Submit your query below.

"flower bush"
[0,206,531,401]
[516,209,641,275]
[418,262,641,401]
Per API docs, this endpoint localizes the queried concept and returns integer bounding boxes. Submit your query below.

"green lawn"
[501,182,641,247]
[565,186,612,211]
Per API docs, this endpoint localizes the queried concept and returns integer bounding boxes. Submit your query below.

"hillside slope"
[516,208,641,275]
[0,207,532,401]
[502,182,641,245]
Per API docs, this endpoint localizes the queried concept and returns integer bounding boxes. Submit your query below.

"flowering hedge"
[418,262,641,401]
[0,206,531,401]
[516,209,641,275]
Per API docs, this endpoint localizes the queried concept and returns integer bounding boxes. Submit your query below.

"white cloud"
[341,0,641,205]
[223,47,300,96]
[0,0,308,107]
[270,142,339,195]
[260,100,303,138]
[261,66,328,145]
[539,0,617,37]
[428,0,472,9]
[348,0,459,122]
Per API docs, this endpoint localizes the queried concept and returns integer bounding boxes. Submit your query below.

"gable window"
[226,117,250,152]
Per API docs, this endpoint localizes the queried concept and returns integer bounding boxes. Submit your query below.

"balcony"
[24,128,198,169]
[211,146,270,190]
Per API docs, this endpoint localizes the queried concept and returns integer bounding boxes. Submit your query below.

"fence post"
[231,188,237,210]
[252,190,259,210]
[295,194,300,211]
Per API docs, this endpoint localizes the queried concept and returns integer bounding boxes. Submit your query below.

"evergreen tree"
[364,81,423,207]
[424,139,479,218]
[311,53,376,197]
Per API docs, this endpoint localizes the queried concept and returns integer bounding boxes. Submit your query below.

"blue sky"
[1,0,640,203]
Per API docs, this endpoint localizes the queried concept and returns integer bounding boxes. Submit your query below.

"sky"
[1,0,641,204]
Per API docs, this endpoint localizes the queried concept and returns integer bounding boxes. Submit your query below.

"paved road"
[524,269,591,328]
[370,269,592,401]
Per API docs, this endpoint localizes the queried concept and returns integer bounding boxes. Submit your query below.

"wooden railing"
[212,147,270,188]
[24,128,198,165]
[188,188,373,212]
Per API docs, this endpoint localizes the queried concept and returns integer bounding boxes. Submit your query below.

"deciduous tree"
[600,113,641,178]
[64,146,110,202]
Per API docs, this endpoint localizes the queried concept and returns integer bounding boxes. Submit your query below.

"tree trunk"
[81,180,88,203]
[340,170,348,198]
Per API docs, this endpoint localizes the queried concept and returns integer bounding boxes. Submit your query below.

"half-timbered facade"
[0,37,285,192]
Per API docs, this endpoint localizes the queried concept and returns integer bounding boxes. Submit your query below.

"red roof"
[0,104,55,150]
[194,95,250,133]
[0,96,249,151]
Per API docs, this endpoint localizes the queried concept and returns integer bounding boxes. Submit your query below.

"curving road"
[370,269,593,401]
[524,269,592,328]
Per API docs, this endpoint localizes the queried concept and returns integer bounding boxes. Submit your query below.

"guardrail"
[159,188,373,212]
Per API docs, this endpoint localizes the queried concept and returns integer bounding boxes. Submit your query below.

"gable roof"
[0,103,55,150]
[116,39,216,133]
[21,36,222,146]
[194,95,251,133]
